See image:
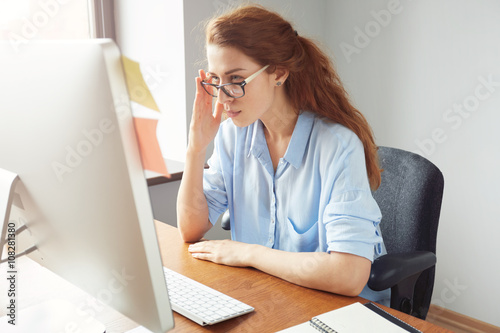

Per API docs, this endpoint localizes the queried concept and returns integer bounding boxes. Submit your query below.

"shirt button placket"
[268,182,277,247]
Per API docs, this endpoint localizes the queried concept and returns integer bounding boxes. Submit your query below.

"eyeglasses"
[201,65,269,99]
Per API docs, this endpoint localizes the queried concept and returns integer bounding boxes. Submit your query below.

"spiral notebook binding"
[309,318,338,333]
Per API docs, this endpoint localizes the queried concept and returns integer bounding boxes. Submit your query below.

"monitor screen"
[0,39,174,333]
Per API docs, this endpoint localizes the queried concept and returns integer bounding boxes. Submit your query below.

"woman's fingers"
[188,70,223,153]
[193,78,211,113]
[188,240,250,267]
[199,69,206,81]
[213,99,224,123]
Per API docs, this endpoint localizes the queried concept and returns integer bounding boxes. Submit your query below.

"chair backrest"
[373,146,444,318]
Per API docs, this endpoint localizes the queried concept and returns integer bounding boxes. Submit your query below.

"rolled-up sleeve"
[321,129,383,261]
[323,190,382,261]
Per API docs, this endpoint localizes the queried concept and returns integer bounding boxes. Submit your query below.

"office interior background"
[1,0,499,328]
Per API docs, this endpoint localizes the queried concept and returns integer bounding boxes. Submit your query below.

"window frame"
[88,0,115,39]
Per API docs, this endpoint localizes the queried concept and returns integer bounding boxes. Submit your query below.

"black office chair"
[221,146,444,320]
[367,146,444,319]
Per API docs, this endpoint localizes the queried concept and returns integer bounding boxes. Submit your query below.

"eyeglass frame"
[201,65,270,99]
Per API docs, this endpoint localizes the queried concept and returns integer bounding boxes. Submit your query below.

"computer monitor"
[0,39,174,332]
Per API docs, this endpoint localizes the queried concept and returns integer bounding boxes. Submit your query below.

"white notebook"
[277,302,420,333]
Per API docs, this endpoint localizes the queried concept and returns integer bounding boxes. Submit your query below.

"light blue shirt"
[203,111,389,302]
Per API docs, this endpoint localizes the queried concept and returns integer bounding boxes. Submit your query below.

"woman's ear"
[273,67,290,86]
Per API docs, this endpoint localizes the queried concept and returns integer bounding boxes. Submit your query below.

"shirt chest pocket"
[281,217,320,253]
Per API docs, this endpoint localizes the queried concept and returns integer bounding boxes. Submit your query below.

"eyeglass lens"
[203,83,244,98]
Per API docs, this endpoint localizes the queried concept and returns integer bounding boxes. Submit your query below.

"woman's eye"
[231,75,243,82]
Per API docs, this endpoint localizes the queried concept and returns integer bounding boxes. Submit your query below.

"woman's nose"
[217,89,233,104]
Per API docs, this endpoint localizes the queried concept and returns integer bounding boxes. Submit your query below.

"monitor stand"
[0,169,106,332]
[0,168,19,260]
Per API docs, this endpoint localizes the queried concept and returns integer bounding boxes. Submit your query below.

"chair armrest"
[221,210,231,230]
[368,251,436,291]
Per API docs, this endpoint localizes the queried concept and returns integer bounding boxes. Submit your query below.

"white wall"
[326,0,500,326]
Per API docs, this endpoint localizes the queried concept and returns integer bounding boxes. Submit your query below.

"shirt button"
[271,218,275,224]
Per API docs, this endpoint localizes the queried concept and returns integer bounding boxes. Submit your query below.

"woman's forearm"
[246,245,371,296]
[176,148,212,242]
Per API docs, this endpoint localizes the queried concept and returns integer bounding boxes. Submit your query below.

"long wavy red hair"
[205,4,381,190]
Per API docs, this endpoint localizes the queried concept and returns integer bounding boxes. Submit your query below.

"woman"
[177,4,387,302]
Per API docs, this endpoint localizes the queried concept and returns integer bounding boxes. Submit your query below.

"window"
[0,0,91,49]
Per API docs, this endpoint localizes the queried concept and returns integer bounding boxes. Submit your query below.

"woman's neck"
[260,98,299,141]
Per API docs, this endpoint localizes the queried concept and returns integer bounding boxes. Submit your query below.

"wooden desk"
[0,221,450,332]
[154,221,449,332]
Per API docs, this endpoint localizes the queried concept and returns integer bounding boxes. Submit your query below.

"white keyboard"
[163,267,254,326]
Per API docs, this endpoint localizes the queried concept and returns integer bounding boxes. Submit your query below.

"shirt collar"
[247,111,315,169]
[283,111,314,168]
[247,119,267,159]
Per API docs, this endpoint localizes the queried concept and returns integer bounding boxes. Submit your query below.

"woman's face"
[206,44,277,127]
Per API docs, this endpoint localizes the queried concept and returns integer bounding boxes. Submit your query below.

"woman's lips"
[225,110,241,118]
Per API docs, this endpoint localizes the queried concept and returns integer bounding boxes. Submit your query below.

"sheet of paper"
[313,302,409,333]
[0,299,106,333]
[125,326,154,333]
[121,56,160,112]
[120,56,169,177]
[133,117,170,177]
